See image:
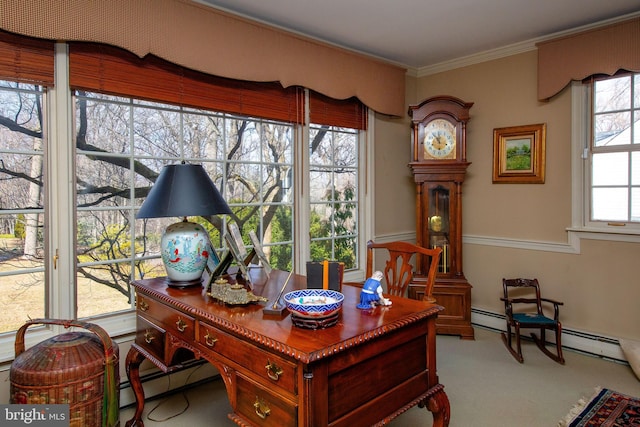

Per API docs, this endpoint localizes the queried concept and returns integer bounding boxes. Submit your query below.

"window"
[0,81,47,333]
[590,73,640,225]
[571,72,640,238]
[307,91,366,270]
[74,91,296,318]
[0,40,370,359]
[309,124,359,268]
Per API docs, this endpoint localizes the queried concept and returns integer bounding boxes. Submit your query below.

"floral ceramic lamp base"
[161,219,211,286]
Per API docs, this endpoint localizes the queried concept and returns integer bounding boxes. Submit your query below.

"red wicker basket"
[10,319,120,427]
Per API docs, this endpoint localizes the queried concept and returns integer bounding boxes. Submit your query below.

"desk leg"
[427,385,451,427]
[125,346,146,427]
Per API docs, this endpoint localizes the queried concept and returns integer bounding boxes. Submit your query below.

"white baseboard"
[471,308,627,363]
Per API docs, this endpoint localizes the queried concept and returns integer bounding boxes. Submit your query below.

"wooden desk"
[125,269,450,427]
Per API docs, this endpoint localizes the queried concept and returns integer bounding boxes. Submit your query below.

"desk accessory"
[263,270,293,316]
[207,277,267,305]
[284,289,344,318]
[204,249,233,293]
[306,260,344,291]
[224,232,251,286]
[249,230,273,277]
[283,289,344,329]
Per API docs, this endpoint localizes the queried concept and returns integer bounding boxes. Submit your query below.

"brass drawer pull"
[139,299,149,312]
[204,332,218,347]
[265,360,283,381]
[254,396,271,419]
[144,329,155,344]
[176,317,187,332]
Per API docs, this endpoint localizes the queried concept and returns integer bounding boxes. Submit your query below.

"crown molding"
[417,10,640,78]
[417,39,537,77]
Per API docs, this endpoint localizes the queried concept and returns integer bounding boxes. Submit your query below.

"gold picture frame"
[493,123,546,184]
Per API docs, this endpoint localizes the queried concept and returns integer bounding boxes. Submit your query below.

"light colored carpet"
[620,338,640,380]
[119,328,640,426]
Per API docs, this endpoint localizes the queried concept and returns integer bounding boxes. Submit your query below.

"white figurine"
[357,270,392,309]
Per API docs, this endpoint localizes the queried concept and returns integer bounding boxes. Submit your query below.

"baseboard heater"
[471,307,628,364]
[119,359,220,408]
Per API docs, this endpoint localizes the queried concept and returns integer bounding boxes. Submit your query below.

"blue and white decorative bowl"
[284,289,344,319]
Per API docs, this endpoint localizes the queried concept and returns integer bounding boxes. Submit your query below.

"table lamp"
[137,163,231,286]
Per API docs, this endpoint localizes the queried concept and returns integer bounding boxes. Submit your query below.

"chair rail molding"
[464,230,640,254]
[463,233,580,254]
[371,232,417,244]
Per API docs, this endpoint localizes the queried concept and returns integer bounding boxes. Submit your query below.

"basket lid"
[10,332,107,384]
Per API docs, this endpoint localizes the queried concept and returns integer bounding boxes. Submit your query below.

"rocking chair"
[500,278,565,364]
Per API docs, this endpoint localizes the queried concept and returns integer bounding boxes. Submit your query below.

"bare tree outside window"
[0,81,46,333]
[591,73,640,223]
[0,85,296,330]
[74,91,295,319]
[309,124,359,268]
[0,81,363,334]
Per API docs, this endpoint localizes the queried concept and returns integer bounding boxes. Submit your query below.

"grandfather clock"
[408,95,474,339]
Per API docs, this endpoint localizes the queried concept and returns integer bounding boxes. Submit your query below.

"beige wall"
[372,50,640,341]
[372,119,414,236]
[370,73,419,237]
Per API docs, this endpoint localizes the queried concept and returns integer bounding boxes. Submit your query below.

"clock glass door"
[428,185,450,274]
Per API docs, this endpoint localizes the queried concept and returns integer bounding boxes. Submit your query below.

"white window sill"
[0,311,136,364]
[567,227,640,243]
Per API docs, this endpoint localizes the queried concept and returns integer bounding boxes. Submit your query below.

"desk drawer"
[137,295,195,341]
[197,322,297,394]
[136,316,165,363]
[236,372,297,427]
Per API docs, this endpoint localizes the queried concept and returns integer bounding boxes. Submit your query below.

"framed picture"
[224,232,252,288]
[493,123,546,184]
[201,245,221,289]
[249,230,273,276]
[227,222,248,259]
[205,249,234,291]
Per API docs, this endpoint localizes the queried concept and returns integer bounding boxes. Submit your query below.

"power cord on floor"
[146,364,203,423]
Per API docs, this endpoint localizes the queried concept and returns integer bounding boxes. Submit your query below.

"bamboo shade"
[68,42,304,124]
[0,30,54,86]
[309,90,367,130]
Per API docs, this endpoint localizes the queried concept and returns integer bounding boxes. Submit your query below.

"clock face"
[423,119,456,159]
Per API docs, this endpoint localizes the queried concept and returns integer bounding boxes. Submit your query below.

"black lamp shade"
[137,164,231,219]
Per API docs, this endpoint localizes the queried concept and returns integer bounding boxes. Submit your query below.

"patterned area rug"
[559,388,640,426]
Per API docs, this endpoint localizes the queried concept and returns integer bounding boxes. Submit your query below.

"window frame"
[569,80,640,242]
[0,42,374,362]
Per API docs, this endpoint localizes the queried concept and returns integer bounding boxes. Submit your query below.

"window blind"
[309,90,367,130]
[68,42,303,124]
[0,30,54,86]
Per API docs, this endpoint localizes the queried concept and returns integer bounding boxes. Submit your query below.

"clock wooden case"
[408,95,475,339]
